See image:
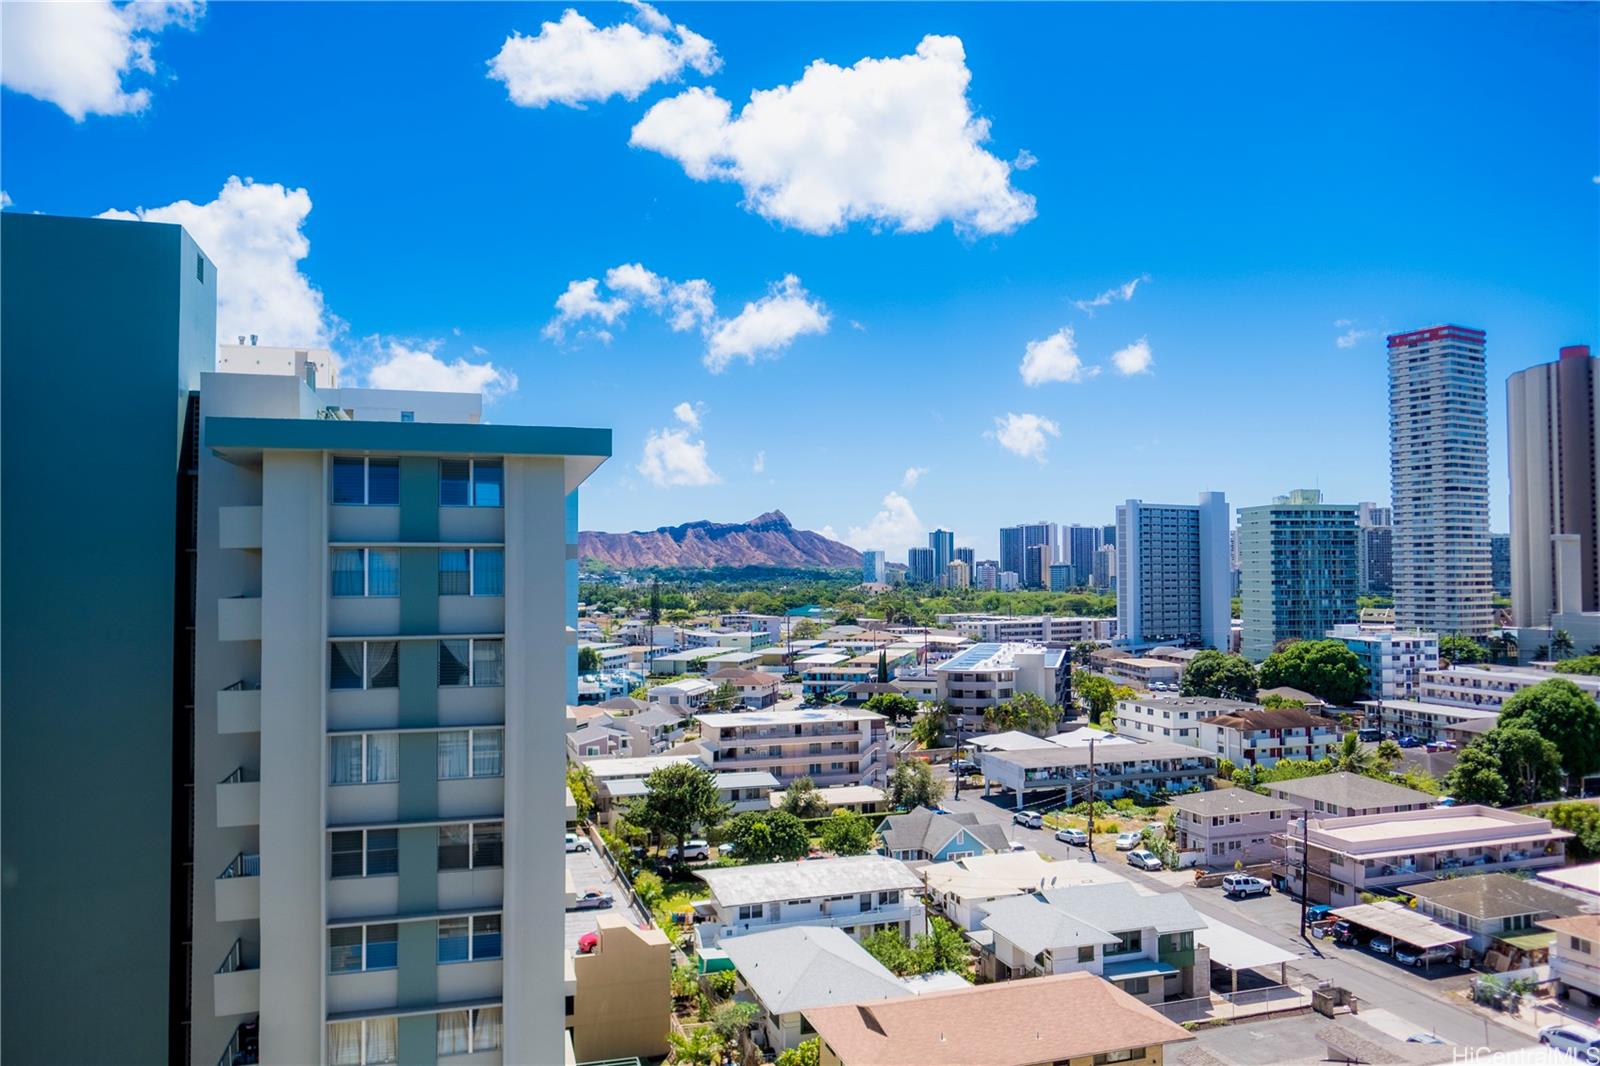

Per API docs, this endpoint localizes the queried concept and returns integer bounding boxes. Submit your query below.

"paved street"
[933,772,1534,1052]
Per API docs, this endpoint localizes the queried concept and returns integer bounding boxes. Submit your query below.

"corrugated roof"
[721,927,911,1015]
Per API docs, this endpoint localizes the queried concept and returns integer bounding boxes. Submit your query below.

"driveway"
[564,838,638,950]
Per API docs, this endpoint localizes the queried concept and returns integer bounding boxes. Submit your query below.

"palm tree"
[1503,632,1519,663]
[1331,731,1374,775]
[1552,629,1575,661]
[667,1025,725,1066]
[1485,634,1507,664]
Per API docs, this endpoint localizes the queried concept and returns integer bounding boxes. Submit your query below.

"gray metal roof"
[877,807,1009,857]
[1263,771,1437,810]
[1169,789,1298,817]
[980,894,1119,956]
[720,927,912,1015]
[1036,881,1204,936]
[696,855,922,907]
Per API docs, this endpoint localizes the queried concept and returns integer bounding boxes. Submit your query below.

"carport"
[1196,916,1297,994]
[1330,901,1470,968]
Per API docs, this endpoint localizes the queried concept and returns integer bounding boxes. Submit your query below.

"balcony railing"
[220,766,256,786]
[216,1020,259,1066]
[217,939,255,975]
[220,853,260,879]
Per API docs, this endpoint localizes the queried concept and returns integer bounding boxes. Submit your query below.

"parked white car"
[1114,831,1143,851]
[1221,874,1270,898]
[666,839,710,862]
[1013,810,1043,829]
[1127,848,1164,871]
[1539,1022,1600,1058]
[564,833,590,853]
[1055,827,1089,846]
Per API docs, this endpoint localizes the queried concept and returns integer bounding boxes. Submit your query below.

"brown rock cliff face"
[578,510,862,569]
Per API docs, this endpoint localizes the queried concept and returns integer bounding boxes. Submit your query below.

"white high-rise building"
[862,550,887,584]
[1115,493,1230,650]
[192,369,608,1066]
[1388,325,1493,636]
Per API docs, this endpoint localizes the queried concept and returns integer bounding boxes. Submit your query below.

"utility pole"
[1298,804,1310,937]
[1087,736,1097,862]
[953,713,964,800]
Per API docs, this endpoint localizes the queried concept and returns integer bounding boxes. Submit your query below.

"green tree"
[566,763,597,822]
[819,809,876,855]
[864,692,921,726]
[790,619,824,642]
[648,577,662,625]
[861,928,917,976]
[1497,677,1600,789]
[710,1000,760,1041]
[707,680,740,712]
[776,1039,821,1066]
[1073,673,1133,724]
[779,776,829,819]
[1445,741,1509,806]
[1438,634,1489,667]
[1073,641,1099,666]
[1551,629,1576,660]
[1261,694,1306,710]
[625,763,732,855]
[876,650,889,683]
[910,705,947,749]
[912,917,973,979]
[1554,655,1600,676]
[1374,738,1404,767]
[1479,725,1564,805]
[1257,639,1367,706]
[1546,802,1600,862]
[888,759,945,810]
[578,645,602,673]
[632,870,665,912]
[722,810,811,863]
[665,1025,723,1066]
[1181,650,1258,700]
[984,690,1060,734]
[1330,731,1374,775]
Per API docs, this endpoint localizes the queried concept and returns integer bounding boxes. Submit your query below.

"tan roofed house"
[803,970,1193,1066]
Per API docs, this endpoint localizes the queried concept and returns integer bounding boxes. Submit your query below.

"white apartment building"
[1115,494,1231,650]
[934,643,1070,733]
[690,857,924,955]
[583,754,777,828]
[1388,325,1494,636]
[1328,623,1439,701]
[191,370,609,1066]
[940,614,1116,644]
[1417,663,1600,711]
[1115,695,1252,747]
[695,707,890,788]
[1199,706,1342,768]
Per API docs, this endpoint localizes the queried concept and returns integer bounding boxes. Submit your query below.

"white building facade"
[1115,494,1231,650]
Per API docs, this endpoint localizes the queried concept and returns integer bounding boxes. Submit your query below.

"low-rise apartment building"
[649,677,718,710]
[706,668,781,708]
[802,971,1194,1066]
[1404,873,1584,955]
[940,614,1117,644]
[583,755,777,828]
[1105,657,1183,687]
[1355,698,1499,742]
[1418,663,1600,711]
[980,883,1208,1003]
[1199,705,1342,768]
[691,856,924,956]
[934,642,1070,732]
[695,707,889,788]
[919,851,1124,931]
[769,784,887,815]
[982,741,1215,807]
[1328,624,1439,701]
[1169,788,1297,865]
[1116,694,1250,746]
[1541,914,1600,1009]
[1277,805,1573,906]
[1262,772,1437,818]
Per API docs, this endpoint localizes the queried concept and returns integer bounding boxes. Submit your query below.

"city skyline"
[3,3,1596,561]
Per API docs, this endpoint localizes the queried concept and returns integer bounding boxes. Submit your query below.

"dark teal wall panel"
[398,457,439,542]
[398,641,437,729]
[396,826,438,915]
[398,733,438,822]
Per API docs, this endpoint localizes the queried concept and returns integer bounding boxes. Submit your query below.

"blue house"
[877,807,1010,863]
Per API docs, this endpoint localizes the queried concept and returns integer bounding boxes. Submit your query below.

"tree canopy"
[1438,634,1489,667]
[983,690,1061,734]
[818,809,876,855]
[721,810,811,863]
[863,692,921,725]
[1256,639,1367,706]
[1073,673,1133,726]
[577,645,602,673]
[888,759,945,810]
[778,776,829,819]
[625,763,731,851]
[1444,741,1509,806]
[1497,678,1600,787]
[860,918,972,980]
[1181,651,1258,701]
[1555,655,1600,677]
[910,705,948,749]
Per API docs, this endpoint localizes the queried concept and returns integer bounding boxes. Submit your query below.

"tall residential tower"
[1387,325,1493,636]
[1115,493,1230,650]
[1237,490,1359,661]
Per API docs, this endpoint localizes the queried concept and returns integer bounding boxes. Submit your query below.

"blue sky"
[4,2,1596,559]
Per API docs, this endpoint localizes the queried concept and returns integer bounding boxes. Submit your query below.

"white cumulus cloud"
[1110,337,1154,375]
[1334,321,1376,349]
[839,491,925,556]
[703,274,829,373]
[0,191,11,209]
[100,176,333,352]
[543,278,629,341]
[989,412,1060,463]
[752,450,766,474]
[1072,274,1149,314]
[605,262,716,332]
[672,400,703,429]
[487,1,718,109]
[1020,326,1099,386]
[630,35,1035,236]
[1,0,202,121]
[363,338,518,400]
[901,466,927,489]
[638,407,720,487]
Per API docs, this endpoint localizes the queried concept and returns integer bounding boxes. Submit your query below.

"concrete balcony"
[218,596,262,642]
[218,506,263,550]
[215,853,261,922]
[217,768,260,828]
[214,940,260,1017]
[217,682,261,734]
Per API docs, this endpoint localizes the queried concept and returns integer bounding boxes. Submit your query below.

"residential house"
[649,676,719,711]
[982,741,1215,808]
[567,717,634,760]
[695,707,890,788]
[770,785,888,816]
[565,913,670,1063]
[720,927,911,1054]
[1538,863,1600,907]
[876,807,1009,864]
[1116,695,1251,747]
[582,755,777,828]
[803,970,1194,1066]
[1404,873,1585,954]
[1262,772,1437,818]
[979,882,1208,1003]
[620,707,688,755]
[691,856,924,957]
[1540,914,1600,1009]
[707,668,782,708]
[919,851,1124,932]
[1169,788,1297,866]
[1198,705,1342,768]
[1277,805,1573,906]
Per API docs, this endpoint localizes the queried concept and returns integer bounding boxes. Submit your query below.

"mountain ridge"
[578,510,863,570]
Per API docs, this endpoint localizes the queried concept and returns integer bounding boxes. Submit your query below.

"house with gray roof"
[876,806,1009,864]
[1263,771,1437,817]
[1404,872,1586,953]
[720,927,912,1053]
[979,882,1208,1004]
[1170,788,1298,866]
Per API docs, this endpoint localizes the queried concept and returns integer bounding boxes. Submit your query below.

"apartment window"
[1078,945,1095,963]
[437,822,503,870]
[738,904,764,921]
[196,254,205,283]
[438,914,502,963]
[329,733,400,785]
[331,828,398,878]
[440,459,502,508]
[1108,931,1142,956]
[1094,1048,1144,1065]
[332,457,400,506]
[438,549,504,596]
[436,1007,502,1057]
[331,549,400,597]
[327,1018,398,1066]
[438,639,503,687]
[330,642,399,690]
[437,729,504,779]
[878,890,900,906]
[1572,936,1593,953]
[400,411,415,424]
[329,923,398,973]
[1118,977,1150,996]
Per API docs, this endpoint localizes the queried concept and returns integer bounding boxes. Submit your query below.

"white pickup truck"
[1222,874,1271,898]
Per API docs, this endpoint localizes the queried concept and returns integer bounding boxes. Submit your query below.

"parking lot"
[563,837,634,950]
